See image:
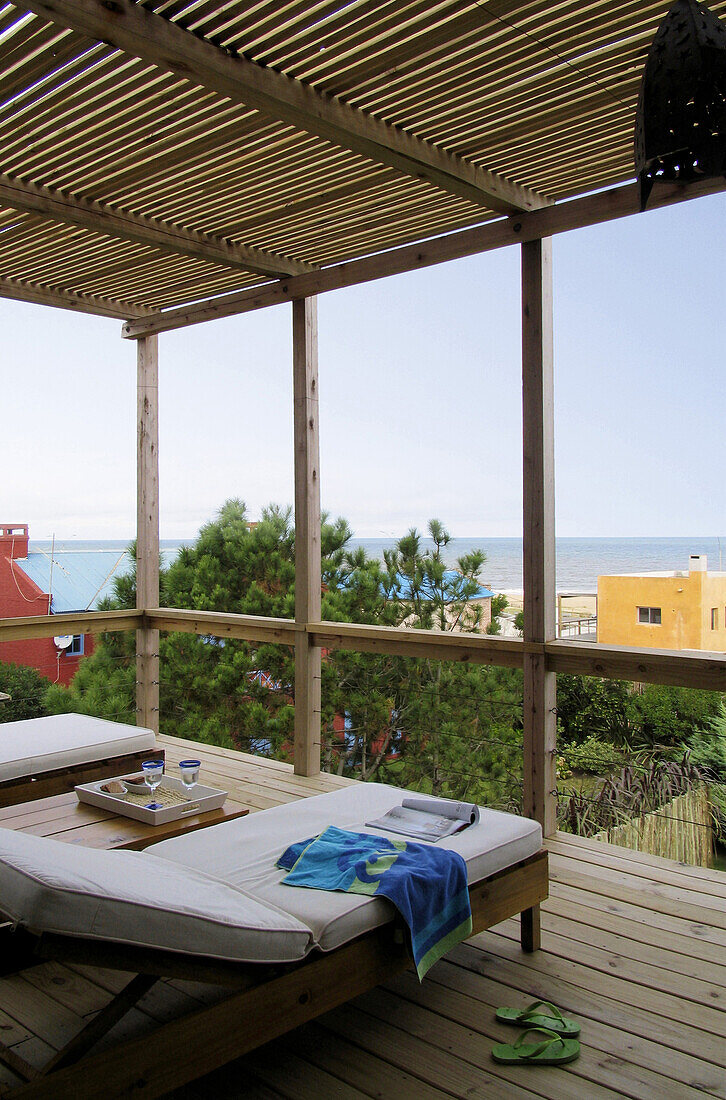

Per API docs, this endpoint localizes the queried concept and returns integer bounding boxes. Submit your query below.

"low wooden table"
[0,788,249,851]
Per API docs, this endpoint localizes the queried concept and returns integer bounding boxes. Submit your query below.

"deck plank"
[549,878,726,957]
[374,971,713,1100]
[282,1020,455,1099]
[493,914,726,1012]
[425,954,726,1097]
[319,1000,547,1100]
[548,835,726,898]
[451,937,726,1067]
[534,893,726,981]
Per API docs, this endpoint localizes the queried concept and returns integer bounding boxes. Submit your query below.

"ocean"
[29,536,725,594]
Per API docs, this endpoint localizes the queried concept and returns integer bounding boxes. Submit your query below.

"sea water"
[30,536,725,594]
[350,536,725,592]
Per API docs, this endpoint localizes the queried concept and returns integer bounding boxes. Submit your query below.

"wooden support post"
[293,298,321,776]
[521,238,556,950]
[136,335,160,736]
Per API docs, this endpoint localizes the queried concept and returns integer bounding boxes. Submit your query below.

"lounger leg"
[521,905,541,952]
[0,1041,41,1082]
[43,974,158,1074]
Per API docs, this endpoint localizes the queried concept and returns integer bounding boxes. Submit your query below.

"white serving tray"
[75,773,228,825]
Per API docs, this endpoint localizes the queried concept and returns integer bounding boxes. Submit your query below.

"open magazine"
[365,797,480,843]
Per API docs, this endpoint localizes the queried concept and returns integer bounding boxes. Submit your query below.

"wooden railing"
[3,608,726,693]
[558,616,597,638]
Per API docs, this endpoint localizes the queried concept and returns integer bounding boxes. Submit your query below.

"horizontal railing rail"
[0,609,142,641]
[308,620,526,667]
[144,607,297,645]
[2,608,725,692]
[558,616,597,637]
[545,638,726,691]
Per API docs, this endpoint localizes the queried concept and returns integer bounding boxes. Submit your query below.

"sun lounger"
[0,714,161,806]
[0,782,547,1098]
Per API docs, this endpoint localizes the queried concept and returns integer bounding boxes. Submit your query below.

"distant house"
[0,523,129,685]
[597,555,726,653]
[390,570,495,632]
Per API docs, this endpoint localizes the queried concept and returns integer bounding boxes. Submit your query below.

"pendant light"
[635,0,726,210]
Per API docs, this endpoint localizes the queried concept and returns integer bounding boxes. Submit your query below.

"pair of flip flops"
[491,1000,581,1066]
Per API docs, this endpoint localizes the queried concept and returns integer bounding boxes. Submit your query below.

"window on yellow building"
[637,606,661,624]
[711,608,718,630]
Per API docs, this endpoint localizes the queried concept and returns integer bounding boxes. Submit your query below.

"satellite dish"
[53,635,74,650]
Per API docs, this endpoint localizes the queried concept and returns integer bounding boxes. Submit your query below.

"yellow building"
[597,555,726,652]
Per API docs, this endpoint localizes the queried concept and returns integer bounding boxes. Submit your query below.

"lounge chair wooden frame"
[0,849,547,1099]
[0,749,165,808]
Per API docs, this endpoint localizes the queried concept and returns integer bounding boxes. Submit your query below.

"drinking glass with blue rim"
[141,759,164,810]
[179,759,201,797]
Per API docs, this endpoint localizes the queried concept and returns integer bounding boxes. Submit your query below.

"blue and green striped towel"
[277,825,472,980]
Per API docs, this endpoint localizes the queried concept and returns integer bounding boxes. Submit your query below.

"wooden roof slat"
[192,1,365,56]
[0,6,32,35]
[122,174,726,337]
[327,0,626,103]
[17,0,549,214]
[0,1,724,315]
[281,1,514,95]
[244,0,442,76]
[0,276,153,316]
[0,174,313,276]
[0,26,89,100]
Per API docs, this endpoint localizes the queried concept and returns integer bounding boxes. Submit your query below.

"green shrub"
[710,784,726,845]
[562,735,623,774]
[689,702,726,780]
[0,660,49,721]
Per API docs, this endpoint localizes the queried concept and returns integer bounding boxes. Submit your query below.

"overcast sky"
[4,190,725,542]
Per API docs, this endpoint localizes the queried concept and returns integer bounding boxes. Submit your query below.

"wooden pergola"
[3,0,726,874]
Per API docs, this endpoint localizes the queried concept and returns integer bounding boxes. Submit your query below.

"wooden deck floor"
[1,735,724,1099]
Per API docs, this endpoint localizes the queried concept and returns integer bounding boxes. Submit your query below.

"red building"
[0,524,121,686]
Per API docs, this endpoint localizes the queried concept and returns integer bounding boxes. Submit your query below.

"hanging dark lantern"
[634,0,726,210]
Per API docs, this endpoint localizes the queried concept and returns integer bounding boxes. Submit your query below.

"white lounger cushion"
[0,828,312,963]
[0,784,541,964]
[0,714,156,782]
[151,783,542,954]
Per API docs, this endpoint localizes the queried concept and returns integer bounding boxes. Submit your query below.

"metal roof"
[15,549,131,612]
[392,572,495,601]
[1,1,723,320]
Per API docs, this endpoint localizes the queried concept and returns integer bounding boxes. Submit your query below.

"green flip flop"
[491,1026,581,1066]
[495,999,580,1037]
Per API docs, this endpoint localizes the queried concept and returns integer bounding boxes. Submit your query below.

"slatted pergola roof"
[1,0,725,322]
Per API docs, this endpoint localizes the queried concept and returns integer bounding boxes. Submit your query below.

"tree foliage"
[0,660,49,721]
[556,675,721,754]
[46,502,521,807]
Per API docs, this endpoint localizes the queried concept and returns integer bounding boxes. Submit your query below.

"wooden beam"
[0,174,310,278]
[143,608,297,646]
[309,620,526,667]
[521,237,557,846]
[545,640,726,691]
[293,297,321,777]
[136,335,160,736]
[0,610,141,641]
[19,0,546,217]
[122,176,726,338]
[0,278,150,319]
[138,609,725,691]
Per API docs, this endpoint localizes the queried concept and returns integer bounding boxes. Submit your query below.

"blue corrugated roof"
[389,571,494,601]
[15,550,132,612]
